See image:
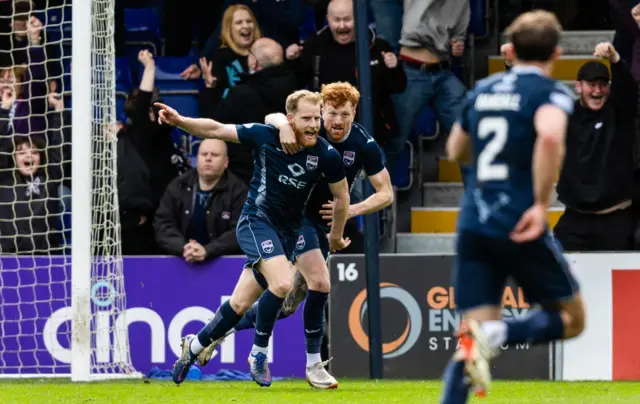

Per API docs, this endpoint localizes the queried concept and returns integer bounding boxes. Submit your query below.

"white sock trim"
[481,320,507,349]
[306,352,322,367]
[251,344,269,355]
[190,336,205,355]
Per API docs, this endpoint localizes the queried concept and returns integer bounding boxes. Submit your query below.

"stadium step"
[423,182,562,207]
[488,55,610,81]
[396,233,456,254]
[501,30,615,56]
[410,206,564,233]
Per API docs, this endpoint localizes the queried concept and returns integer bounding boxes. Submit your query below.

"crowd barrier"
[1,253,639,380]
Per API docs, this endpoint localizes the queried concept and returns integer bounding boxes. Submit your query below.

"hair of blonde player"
[285,90,322,115]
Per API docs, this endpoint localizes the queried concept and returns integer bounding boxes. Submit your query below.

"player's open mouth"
[239,31,252,40]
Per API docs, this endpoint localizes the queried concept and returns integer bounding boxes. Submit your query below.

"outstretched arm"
[320,170,394,221]
[155,102,239,143]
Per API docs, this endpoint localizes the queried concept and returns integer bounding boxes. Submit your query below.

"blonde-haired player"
[155,89,351,387]
[196,82,394,389]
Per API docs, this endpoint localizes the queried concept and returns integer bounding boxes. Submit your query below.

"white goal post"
[0,0,139,380]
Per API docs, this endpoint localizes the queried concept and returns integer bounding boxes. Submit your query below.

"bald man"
[200,36,298,185]
[249,37,285,73]
[154,138,248,262]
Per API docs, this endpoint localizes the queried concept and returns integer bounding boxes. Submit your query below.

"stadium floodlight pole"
[353,0,384,379]
[71,0,93,382]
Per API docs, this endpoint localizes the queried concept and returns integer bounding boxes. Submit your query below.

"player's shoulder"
[314,136,341,157]
[349,122,377,146]
[238,123,279,143]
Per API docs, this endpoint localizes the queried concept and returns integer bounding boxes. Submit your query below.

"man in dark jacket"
[154,139,247,262]
[555,42,637,251]
[288,0,407,149]
[200,37,298,184]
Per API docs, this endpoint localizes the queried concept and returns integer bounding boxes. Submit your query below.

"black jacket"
[557,58,637,212]
[125,90,187,208]
[296,27,407,145]
[0,126,64,254]
[200,65,298,183]
[153,169,248,259]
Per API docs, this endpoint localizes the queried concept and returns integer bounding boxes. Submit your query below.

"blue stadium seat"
[61,58,71,93]
[124,8,162,55]
[390,141,413,190]
[140,57,200,92]
[159,93,199,117]
[116,95,127,123]
[115,57,133,94]
[414,107,438,140]
[39,4,72,45]
[468,0,487,37]
[299,6,317,43]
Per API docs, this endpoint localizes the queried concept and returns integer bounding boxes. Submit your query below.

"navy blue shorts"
[236,214,297,290]
[454,230,580,312]
[294,218,330,261]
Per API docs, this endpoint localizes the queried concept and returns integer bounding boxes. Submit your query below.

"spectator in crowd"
[0,1,59,92]
[196,0,305,67]
[554,42,637,251]
[163,0,224,56]
[122,50,189,209]
[289,0,406,150]
[0,134,64,254]
[154,139,247,262]
[0,14,47,142]
[180,3,261,103]
[385,0,469,176]
[117,116,156,256]
[369,0,404,52]
[199,37,297,184]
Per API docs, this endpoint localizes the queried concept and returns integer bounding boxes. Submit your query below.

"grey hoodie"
[399,0,470,60]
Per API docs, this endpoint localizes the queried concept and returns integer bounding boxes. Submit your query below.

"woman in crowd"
[179,5,261,108]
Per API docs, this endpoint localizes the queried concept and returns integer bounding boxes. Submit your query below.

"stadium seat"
[414,107,438,140]
[468,0,487,37]
[115,95,127,123]
[39,4,72,45]
[139,57,200,92]
[115,57,133,94]
[124,8,162,55]
[299,6,317,43]
[390,141,413,190]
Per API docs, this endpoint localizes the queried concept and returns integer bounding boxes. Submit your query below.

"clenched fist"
[593,42,619,63]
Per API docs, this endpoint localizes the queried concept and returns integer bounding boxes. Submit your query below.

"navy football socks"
[505,309,564,345]
[196,301,241,349]
[253,289,285,348]
[303,290,328,355]
[440,359,471,404]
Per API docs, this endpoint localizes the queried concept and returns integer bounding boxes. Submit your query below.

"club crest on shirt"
[343,151,355,166]
[296,235,306,250]
[261,239,274,254]
[221,211,231,220]
[306,155,318,170]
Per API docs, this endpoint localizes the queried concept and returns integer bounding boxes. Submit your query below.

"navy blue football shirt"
[304,121,386,227]
[236,123,345,235]
[457,65,574,238]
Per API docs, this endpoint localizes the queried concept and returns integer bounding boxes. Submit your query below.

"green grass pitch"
[2,379,639,403]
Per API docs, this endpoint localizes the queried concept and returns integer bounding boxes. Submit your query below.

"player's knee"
[305,273,330,293]
[228,296,254,314]
[269,276,294,298]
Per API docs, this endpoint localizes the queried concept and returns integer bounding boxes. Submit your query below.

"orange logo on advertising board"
[348,283,422,359]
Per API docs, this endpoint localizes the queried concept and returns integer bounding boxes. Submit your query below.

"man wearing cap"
[554,41,638,251]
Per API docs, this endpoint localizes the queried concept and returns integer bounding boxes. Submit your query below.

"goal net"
[0,0,137,379]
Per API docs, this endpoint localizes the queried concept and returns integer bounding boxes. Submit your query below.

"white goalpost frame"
[71,0,93,382]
